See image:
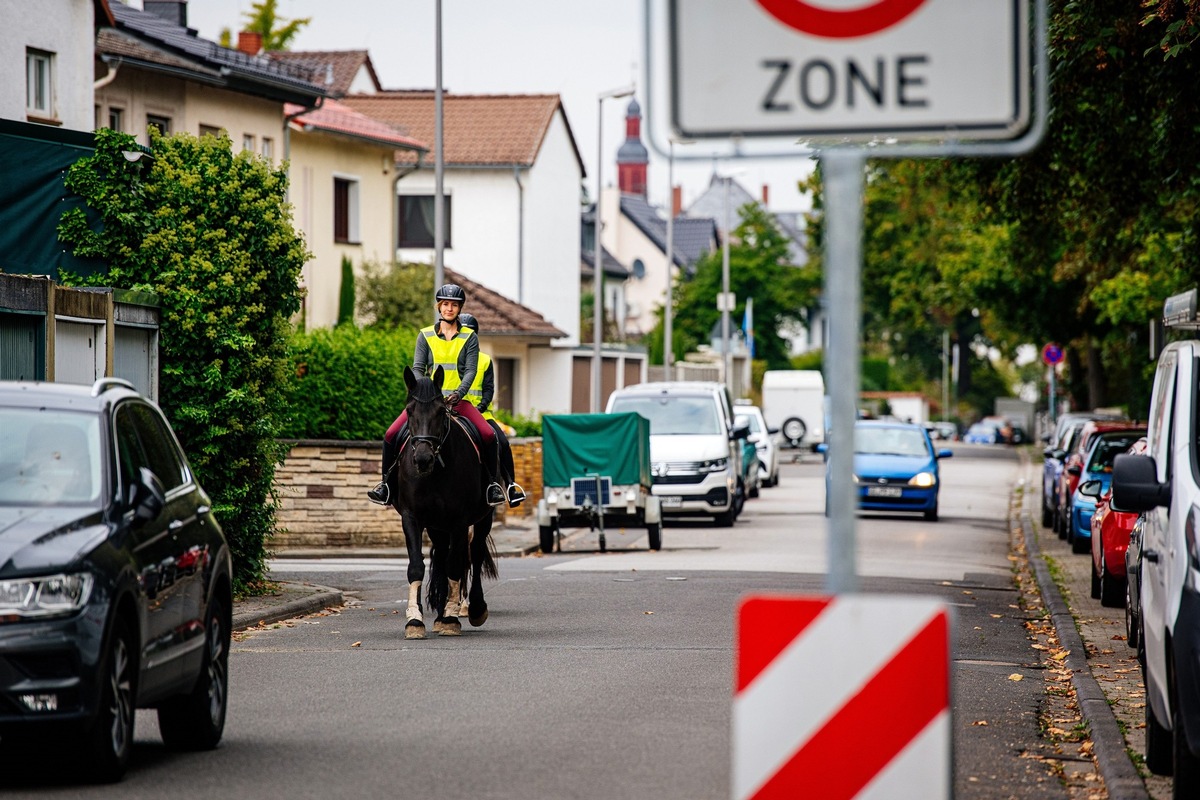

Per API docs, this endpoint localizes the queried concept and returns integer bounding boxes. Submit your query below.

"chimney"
[238,31,264,56]
[143,0,188,28]
[761,184,770,206]
[672,186,682,218]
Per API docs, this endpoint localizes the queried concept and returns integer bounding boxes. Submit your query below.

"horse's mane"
[408,374,443,404]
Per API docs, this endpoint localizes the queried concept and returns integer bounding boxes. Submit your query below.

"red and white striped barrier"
[733,595,952,800]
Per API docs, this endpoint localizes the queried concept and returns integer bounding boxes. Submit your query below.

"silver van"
[606,382,749,526]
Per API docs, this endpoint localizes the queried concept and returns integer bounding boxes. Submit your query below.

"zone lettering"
[761,55,930,113]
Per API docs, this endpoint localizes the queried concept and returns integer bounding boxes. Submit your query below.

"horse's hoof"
[405,621,426,640]
[437,617,462,636]
[469,609,488,628]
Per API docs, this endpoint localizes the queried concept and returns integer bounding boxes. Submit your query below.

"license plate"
[866,486,903,498]
[660,495,683,508]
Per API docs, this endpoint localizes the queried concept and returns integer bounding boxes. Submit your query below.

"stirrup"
[485,482,505,507]
[367,481,390,505]
[507,482,526,508]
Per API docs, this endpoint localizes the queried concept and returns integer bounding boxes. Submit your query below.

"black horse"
[392,365,498,639]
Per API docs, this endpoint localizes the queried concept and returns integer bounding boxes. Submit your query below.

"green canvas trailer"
[536,412,661,553]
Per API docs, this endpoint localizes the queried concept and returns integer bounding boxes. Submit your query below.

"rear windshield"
[0,408,104,506]
[609,395,723,435]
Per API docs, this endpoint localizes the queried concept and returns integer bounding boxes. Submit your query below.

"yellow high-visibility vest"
[420,324,473,396]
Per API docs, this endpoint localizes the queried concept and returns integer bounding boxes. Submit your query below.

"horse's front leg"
[401,512,426,640]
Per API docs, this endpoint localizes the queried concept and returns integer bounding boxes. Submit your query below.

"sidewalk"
[232,517,542,631]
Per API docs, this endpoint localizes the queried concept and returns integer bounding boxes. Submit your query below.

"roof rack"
[1163,289,1200,329]
[91,377,136,397]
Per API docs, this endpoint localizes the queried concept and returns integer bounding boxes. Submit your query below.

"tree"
[58,128,308,593]
[337,255,355,327]
[357,260,434,331]
[219,0,311,52]
[664,203,820,370]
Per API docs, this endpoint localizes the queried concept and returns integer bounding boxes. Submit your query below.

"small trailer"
[535,412,662,553]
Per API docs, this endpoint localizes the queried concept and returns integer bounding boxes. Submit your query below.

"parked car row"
[964,415,1028,445]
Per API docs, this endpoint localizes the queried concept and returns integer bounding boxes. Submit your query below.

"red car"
[1089,437,1147,607]
[1056,420,1142,538]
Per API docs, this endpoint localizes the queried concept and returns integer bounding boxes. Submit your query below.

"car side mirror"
[815,443,829,454]
[1078,479,1103,498]
[126,467,166,523]
[731,422,751,441]
[1067,464,1082,476]
[1112,453,1170,513]
[936,449,953,459]
[1042,446,1054,458]
[1052,449,1067,460]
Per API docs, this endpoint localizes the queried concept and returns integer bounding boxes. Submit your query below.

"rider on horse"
[457,312,525,507]
[368,284,509,507]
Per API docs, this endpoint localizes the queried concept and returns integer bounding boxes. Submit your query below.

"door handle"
[197,505,210,515]
[168,519,184,532]
[1144,549,1160,563]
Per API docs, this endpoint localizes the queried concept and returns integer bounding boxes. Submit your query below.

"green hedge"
[283,325,417,441]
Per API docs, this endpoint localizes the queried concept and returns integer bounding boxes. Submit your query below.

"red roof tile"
[285,99,427,152]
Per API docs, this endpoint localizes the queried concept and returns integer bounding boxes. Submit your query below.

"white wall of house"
[2,0,95,130]
[525,347,574,415]
[394,110,582,348]
[598,186,667,338]
[288,128,398,330]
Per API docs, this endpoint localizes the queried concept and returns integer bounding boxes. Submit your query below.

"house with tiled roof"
[284,99,427,328]
[269,50,383,97]
[343,90,588,414]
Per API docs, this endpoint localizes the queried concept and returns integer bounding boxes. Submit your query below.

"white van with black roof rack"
[1112,287,1200,794]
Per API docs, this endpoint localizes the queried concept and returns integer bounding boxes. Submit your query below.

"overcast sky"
[170,0,816,214]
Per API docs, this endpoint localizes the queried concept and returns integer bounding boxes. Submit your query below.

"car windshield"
[609,396,722,435]
[0,409,103,506]
[855,426,930,457]
[1086,433,1145,473]
[735,413,762,434]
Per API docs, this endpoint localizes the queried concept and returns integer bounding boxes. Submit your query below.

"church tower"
[617,98,648,197]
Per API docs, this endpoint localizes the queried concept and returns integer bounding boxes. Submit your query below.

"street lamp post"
[433,0,445,290]
[721,173,733,387]
[664,137,692,380]
[591,85,636,413]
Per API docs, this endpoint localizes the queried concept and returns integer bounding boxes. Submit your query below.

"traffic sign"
[669,0,1031,142]
[733,594,951,800]
[1042,342,1064,366]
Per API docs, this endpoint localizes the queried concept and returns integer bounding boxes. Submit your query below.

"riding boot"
[368,435,398,504]
[484,438,505,506]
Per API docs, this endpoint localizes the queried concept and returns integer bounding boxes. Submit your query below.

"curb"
[1021,501,1150,799]
[232,583,344,631]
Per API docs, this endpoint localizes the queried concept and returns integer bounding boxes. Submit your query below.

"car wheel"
[1146,680,1174,775]
[82,615,136,783]
[646,522,662,551]
[1099,553,1125,608]
[924,502,939,522]
[1071,529,1090,555]
[781,417,806,447]
[1125,581,1140,650]
[1090,556,1102,599]
[158,593,230,751]
[1174,686,1200,797]
[714,506,735,527]
[1055,505,1067,539]
[1041,499,1052,528]
[538,524,555,554]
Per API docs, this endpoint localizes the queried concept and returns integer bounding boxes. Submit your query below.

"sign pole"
[823,147,866,595]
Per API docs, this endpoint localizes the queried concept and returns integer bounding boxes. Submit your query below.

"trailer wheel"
[781,417,807,447]
[538,524,556,554]
[646,523,662,551]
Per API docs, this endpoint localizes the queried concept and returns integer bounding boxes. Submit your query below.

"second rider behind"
[368,284,505,507]
[457,313,525,507]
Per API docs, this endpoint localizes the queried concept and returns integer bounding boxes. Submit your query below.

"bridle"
[408,396,452,469]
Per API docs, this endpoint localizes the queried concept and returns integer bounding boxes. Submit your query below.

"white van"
[1111,288,1200,791]
[761,370,826,450]
[606,382,750,526]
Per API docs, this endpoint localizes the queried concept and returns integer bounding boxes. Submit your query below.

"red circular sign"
[1042,343,1064,366]
[755,0,929,39]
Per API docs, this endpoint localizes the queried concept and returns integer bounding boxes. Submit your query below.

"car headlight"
[0,573,94,622]
[698,458,729,473]
[908,472,937,488]
[851,474,860,484]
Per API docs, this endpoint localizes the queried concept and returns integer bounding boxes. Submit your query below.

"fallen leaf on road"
[644,611,655,615]
[1078,741,1094,756]
[1051,650,1070,662]
[351,641,362,647]
[990,614,1003,618]
[972,720,988,726]
[1008,673,1024,681]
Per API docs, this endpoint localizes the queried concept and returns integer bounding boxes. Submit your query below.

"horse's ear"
[432,365,445,390]
[403,366,418,394]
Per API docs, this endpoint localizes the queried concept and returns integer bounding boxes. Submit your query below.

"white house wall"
[599,186,668,338]
[525,346,573,415]
[289,129,397,330]
[3,0,95,130]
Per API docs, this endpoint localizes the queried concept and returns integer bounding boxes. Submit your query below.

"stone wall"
[272,438,543,551]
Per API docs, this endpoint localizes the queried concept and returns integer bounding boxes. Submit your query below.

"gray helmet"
[435,283,466,304]
[458,313,479,334]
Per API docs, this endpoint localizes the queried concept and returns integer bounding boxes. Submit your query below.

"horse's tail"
[427,542,448,615]
[473,514,499,580]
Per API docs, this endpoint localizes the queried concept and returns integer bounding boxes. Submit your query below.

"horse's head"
[403,365,448,475]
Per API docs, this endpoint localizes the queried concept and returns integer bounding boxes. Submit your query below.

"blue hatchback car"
[824,421,953,521]
[1067,428,1145,554]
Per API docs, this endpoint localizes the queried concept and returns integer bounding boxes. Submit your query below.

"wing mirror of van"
[1111,453,1170,513]
[731,422,751,441]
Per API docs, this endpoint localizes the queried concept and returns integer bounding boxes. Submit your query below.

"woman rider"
[367,284,505,507]
[457,313,525,507]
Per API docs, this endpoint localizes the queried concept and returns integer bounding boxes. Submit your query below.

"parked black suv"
[0,379,232,782]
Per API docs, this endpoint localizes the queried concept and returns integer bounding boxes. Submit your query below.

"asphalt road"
[3,444,1076,799]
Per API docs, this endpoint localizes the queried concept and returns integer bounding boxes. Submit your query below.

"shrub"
[284,325,417,441]
[337,255,355,327]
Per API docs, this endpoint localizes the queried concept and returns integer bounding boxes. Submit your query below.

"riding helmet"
[435,284,467,304]
[458,313,480,334]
